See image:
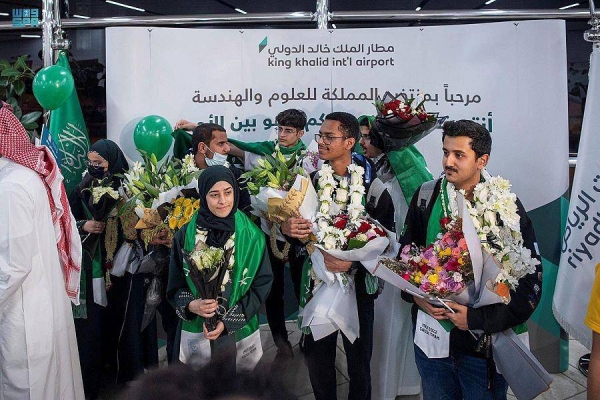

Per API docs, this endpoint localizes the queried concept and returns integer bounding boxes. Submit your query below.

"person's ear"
[345,137,356,151]
[477,154,489,170]
[297,130,305,139]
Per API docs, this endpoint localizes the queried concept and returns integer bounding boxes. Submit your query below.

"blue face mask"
[205,148,229,167]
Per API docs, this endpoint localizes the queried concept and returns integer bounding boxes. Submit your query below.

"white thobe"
[369,161,421,399]
[0,158,84,400]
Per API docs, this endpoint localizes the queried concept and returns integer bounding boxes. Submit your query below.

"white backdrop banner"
[106,19,570,370]
[106,20,568,212]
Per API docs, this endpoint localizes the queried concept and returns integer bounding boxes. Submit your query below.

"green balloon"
[32,65,75,110]
[133,115,173,161]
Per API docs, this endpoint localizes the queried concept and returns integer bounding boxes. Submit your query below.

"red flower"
[333,215,348,229]
[357,221,371,234]
[440,217,452,230]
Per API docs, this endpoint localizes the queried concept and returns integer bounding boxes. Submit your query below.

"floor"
[106,321,591,399]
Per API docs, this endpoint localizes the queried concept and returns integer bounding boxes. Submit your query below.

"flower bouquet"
[122,152,201,210]
[241,145,315,259]
[123,152,201,246]
[299,163,389,342]
[81,177,122,257]
[182,235,235,332]
[377,217,474,305]
[373,91,446,151]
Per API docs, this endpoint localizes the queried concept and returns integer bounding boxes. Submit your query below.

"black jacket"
[400,178,543,357]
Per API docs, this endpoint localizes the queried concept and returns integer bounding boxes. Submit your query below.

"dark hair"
[124,356,295,400]
[357,115,374,129]
[192,123,226,155]
[442,119,492,158]
[325,112,360,142]
[275,109,307,130]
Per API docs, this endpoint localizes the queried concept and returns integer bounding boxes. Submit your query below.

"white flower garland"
[316,163,365,230]
[442,170,539,289]
[195,230,236,291]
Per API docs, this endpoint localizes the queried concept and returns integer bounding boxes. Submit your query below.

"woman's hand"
[188,299,218,318]
[203,320,224,341]
[83,220,105,234]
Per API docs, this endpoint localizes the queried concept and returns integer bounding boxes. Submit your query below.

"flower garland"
[194,230,235,292]
[315,163,365,231]
[441,169,539,290]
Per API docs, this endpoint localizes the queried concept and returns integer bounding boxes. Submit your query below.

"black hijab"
[89,139,129,176]
[196,166,239,247]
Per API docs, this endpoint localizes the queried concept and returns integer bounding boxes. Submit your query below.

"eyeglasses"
[275,127,298,135]
[360,135,371,141]
[87,160,104,167]
[314,134,347,145]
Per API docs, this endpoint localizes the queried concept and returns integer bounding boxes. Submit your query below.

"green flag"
[48,51,90,195]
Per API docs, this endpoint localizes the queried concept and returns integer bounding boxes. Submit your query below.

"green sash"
[388,145,433,205]
[182,210,265,342]
[73,202,106,318]
[228,138,306,156]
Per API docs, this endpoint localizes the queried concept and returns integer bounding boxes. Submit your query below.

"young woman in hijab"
[168,165,273,372]
[68,139,130,398]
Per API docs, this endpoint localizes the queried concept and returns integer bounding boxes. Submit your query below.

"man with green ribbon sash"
[399,120,543,400]
[168,166,272,371]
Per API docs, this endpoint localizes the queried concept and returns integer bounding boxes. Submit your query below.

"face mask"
[205,148,229,167]
[88,165,106,179]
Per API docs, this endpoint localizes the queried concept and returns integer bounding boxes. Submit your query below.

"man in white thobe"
[0,102,84,400]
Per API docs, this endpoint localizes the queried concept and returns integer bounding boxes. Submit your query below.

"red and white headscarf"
[0,102,82,303]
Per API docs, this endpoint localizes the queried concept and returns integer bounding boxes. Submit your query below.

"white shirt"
[0,158,84,400]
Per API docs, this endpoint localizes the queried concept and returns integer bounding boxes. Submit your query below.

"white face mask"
[205,147,229,167]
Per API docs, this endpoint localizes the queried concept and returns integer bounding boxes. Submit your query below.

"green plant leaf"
[0,60,10,70]
[1,68,21,77]
[5,97,18,109]
[21,111,42,124]
[13,80,25,96]
[14,56,27,71]
[22,122,39,130]
[0,79,8,86]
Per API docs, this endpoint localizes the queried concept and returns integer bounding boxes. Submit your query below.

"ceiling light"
[72,14,91,19]
[332,23,337,28]
[234,8,247,14]
[21,34,41,38]
[559,2,580,9]
[105,0,145,12]
[415,6,421,11]
[0,12,9,16]
[485,0,496,4]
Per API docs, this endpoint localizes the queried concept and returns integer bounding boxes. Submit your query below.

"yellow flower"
[193,199,200,209]
[428,274,439,284]
[414,273,422,284]
[174,197,184,206]
[184,205,194,219]
[174,205,182,218]
[177,217,186,229]
[183,198,192,207]
[434,266,443,273]
[439,248,451,257]
[168,216,178,230]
